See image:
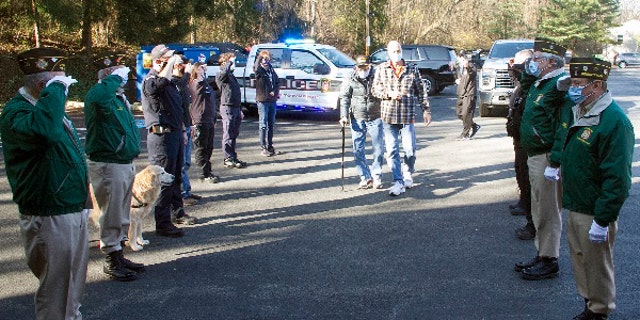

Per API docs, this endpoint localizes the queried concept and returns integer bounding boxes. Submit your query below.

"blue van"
[135,42,247,101]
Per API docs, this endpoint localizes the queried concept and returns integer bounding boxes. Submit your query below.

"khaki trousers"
[527,153,562,257]
[567,211,617,314]
[20,211,89,320]
[88,161,135,254]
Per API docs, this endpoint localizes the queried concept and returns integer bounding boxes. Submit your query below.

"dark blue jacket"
[216,63,241,107]
[142,69,184,130]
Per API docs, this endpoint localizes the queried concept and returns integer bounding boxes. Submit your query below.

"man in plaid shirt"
[372,40,432,196]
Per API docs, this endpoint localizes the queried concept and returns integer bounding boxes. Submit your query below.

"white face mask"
[389,52,402,63]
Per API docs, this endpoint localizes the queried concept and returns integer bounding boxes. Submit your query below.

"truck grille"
[495,70,515,89]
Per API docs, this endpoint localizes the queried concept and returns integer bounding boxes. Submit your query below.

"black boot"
[104,251,137,281]
[514,255,540,272]
[118,242,145,272]
[521,257,559,280]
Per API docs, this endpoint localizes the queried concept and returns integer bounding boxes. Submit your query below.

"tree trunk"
[81,0,93,52]
[31,0,40,47]
[190,14,196,44]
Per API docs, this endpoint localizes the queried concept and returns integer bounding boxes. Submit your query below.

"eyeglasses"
[532,55,546,61]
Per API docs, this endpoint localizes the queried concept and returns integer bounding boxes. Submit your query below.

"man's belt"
[149,125,171,134]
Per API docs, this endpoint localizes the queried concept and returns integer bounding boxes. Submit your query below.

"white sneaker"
[389,181,406,196]
[403,175,413,189]
[373,178,383,189]
[358,178,373,189]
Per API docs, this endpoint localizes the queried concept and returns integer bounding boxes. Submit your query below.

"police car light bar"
[284,38,316,45]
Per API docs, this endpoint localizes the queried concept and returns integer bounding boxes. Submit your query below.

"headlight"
[481,68,496,78]
[480,68,496,90]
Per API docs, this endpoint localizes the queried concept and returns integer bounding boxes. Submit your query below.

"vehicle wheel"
[421,75,437,96]
[618,62,627,68]
[479,104,492,117]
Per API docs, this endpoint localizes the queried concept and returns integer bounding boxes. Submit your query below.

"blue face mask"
[567,82,594,104]
[527,60,541,77]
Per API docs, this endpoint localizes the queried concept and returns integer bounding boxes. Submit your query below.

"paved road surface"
[0,68,639,319]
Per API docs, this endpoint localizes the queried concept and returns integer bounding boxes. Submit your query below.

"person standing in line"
[216,52,247,168]
[372,40,432,196]
[514,38,568,280]
[254,50,280,157]
[172,55,200,206]
[454,52,481,140]
[84,54,145,281]
[339,55,385,189]
[189,62,220,183]
[0,47,90,320]
[560,58,634,320]
[142,44,196,238]
[505,49,536,240]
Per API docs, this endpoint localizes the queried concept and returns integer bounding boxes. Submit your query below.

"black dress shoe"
[156,224,184,238]
[515,223,536,240]
[514,255,540,272]
[573,309,608,320]
[521,257,559,280]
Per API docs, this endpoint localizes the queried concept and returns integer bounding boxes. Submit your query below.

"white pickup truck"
[206,40,356,113]
[478,39,534,117]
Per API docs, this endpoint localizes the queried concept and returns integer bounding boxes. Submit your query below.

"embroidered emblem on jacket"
[578,127,593,145]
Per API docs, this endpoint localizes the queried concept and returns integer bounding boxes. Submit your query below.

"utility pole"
[310,0,317,39]
[365,0,370,56]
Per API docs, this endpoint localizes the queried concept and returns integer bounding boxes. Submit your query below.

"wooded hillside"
[1,0,637,103]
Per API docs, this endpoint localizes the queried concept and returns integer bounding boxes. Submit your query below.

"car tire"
[618,61,627,68]
[479,104,492,117]
[421,75,437,96]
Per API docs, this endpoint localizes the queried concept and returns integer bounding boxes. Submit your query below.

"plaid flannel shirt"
[372,61,429,124]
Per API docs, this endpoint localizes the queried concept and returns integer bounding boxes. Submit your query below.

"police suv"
[206,39,356,113]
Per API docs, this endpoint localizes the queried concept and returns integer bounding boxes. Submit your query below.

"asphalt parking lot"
[0,68,639,320]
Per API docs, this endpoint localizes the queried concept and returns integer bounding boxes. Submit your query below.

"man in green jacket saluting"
[514,38,568,280]
[84,54,145,281]
[561,58,634,320]
[0,47,90,320]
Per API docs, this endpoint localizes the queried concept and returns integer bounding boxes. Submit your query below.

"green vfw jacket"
[519,69,568,167]
[0,83,89,216]
[561,92,635,226]
[84,75,140,163]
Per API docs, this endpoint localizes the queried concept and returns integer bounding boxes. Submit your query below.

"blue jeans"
[383,123,416,183]
[257,101,276,150]
[182,126,192,198]
[350,117,384,182]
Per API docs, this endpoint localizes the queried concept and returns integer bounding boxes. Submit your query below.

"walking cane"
[340,125,345,191]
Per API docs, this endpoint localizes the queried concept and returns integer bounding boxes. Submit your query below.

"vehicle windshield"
[489,42,534,59]
[317,48,356,68]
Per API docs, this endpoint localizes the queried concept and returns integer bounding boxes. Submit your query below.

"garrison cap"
[569,57,611,81]
[355,55,369,69]
[93,53,127,70]
[150,44,175,59]
[17,47,67,75]
[534,37,566,57]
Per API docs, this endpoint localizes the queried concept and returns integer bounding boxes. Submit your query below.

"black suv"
[369,44,457,95]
